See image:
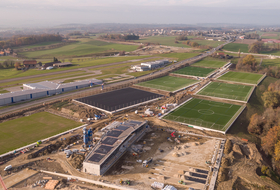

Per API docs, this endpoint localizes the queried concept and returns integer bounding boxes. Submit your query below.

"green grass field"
[137,36,192,48]
[156,52,199,61]
[0,112,80,155]
[163,98,242,131]
[173,66,215,77]
[14,41,62,49]
[261,58,280,67]
[192,40,223,47]
[136,76,198,92]
[19,39,138,58]
[192,57,227,68]
[223,43,249,53]
[197,82,254,102]
[218,71,264,85]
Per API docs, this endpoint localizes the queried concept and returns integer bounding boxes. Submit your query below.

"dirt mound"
[28,136,79,159]
[224,139,232,154]
[232,144,243,158]
[68,153,85,169]
[247,143,264,165]
[218,167,228,182]
[221,157,230,167]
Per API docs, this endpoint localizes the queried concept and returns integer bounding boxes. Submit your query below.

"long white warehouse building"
[0,79,102,106]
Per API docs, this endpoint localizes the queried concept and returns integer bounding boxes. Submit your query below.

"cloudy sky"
[1,0,280,27]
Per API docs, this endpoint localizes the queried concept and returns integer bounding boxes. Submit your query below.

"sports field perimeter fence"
[197,92,247,101]
[163,115,224,130]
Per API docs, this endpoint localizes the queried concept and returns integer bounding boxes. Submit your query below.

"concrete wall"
[83,162,100,175]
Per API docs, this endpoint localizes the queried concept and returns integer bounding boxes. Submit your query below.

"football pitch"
[192,58,227,68]
[197,82,254,102]
[173,66,215,77]
[217,71,264,85]
[0,112,80,155]
[163,98,243,132]
[136,76,198,92]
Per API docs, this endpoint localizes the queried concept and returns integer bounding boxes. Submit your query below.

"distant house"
[239,36,245,40]
[217,52,225,56]
[43,61,61,69]
[23,60,38,68]
[0,51,4,56]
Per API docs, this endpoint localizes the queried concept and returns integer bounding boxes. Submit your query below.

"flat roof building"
[83,120,148,176]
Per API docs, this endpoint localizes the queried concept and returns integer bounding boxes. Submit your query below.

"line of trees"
[248,80,280,174]
[175,35,188,41]
[0,60,15,69]
[0,34,63,49]
[98,34,139,41]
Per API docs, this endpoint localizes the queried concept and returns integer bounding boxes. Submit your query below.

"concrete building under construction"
[82,120,148,176]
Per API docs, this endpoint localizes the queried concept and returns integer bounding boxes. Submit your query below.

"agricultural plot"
[19,39,138,58]
[223,43,249,53]
[163,98,243,132]
[136,76,198,92]
[192,58,227,68]
[0,112,80,155]
[173,66,216,77]
[137,36,193,48]
[197,82,254,102]
[217,71,264,85]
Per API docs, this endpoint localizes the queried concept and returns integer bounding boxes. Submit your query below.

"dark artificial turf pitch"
[75,87,163,112]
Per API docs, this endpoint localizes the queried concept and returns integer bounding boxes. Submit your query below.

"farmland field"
[192,57,227,68]
[163,98,243,132]
[192,40,223,47]
[138,36,192,48]
[261,58,280,67]
[223,43,249,53]
[217,71,264,85]
[136,76,198,92]
[19,39,138,58]
[197,82,254,102]
[156,52,199,61]
[0,112,80,155]
[173,66,215,77]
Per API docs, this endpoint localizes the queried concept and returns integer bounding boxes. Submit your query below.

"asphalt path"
[0,56,156,84]
[0,42,230,115]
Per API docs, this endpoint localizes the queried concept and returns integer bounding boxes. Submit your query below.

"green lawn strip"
[136,76,198,92]
[163,98,241,131]
[0,56,150,81]
[19,39,139,59]
[227,77,277,144]
[192,40,223,47]
[223,43,249,53]
[197,82,254,101]
[0,71,87,88]
[136,36,191,48]
[0,88,9,94]
[192,57,227,68]
[156,52,199,62]
[0,112,80,154]
[218,71,263,85]
[261,58,280,67]
[173,66,215,77]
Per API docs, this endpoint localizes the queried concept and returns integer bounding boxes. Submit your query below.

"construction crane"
[0,175,7,190]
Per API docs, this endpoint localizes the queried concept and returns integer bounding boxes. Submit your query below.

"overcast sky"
[1,0,280,27]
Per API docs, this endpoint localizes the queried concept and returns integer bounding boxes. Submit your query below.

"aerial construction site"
[0,51,275,190]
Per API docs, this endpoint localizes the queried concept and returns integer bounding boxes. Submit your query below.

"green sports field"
[0,112,80,155]
[173,66,216,77]
[163,98,242,132]
[217,71,264,85]
[192,58,227,68]
[136,76,198,92]
[197,82,254,102]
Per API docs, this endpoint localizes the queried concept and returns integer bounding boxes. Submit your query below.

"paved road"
[0,42,230,115]
[0,56,156,84]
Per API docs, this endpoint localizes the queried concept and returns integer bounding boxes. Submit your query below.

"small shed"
[53,62,73,67]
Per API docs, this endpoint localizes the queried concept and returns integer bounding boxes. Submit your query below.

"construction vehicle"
[142,157,153,167]
[178,180,186,185]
